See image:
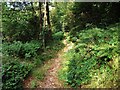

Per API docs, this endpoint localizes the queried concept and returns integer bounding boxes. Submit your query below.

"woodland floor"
[23,39,74,88]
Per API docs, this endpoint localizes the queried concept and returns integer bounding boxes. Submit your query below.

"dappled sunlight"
[2,2,120,89]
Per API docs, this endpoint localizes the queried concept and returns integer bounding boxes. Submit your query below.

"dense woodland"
[1,2,120,89]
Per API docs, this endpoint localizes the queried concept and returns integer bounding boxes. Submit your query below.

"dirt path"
[37,39,73,88]
[23,39,73,88]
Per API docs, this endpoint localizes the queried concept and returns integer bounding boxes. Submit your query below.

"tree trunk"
[31,2,39,40]
[39,2,43,39]
[46,2,52,39]
[39,2,45,49]
[43,1,46,49]
[46,2,51,29]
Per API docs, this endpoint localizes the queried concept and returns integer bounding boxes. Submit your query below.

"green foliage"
[60,23,119,87]
[68,2,120,36]
[52,31,64,40]
[70,37,78,43]
[32,68,45,80]
[2,2,120,88]
[51,2,73,33]
[2,3,40,42]
[22,40,42,59]
[2,40,42,59]
[30,80,37,88]
[2,60,33,90]
[33,56,43,66]
[2,41,22,56]
[66,50,97,87]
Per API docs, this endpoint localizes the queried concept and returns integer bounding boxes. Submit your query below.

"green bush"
[2,60,33,90]
[52,31,64,40]
[61,24,119,87]
[71,37,78,43]
[2,3,40,42]
[21,40,42,59]
[2,41,22,56]
[66,50,97,87]
[2,40,42,59]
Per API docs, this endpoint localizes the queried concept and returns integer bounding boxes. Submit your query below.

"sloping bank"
[59,23,119,88]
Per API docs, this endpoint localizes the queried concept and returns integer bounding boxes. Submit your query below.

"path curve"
[38,39,73,88]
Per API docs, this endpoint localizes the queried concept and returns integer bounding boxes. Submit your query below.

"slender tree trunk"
[43,1,46,49]
[46,2,52,39]
[39,1,51,49]
[39,2,43,39]
[31,2,39,39]
[46,2,51,29]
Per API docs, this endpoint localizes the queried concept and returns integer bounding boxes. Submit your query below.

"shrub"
[60,24,119,87]
[2,41,22,56]
[66,50,97,87]
[71,37,78,43]
[21,40,42,59]
[2,40,42,59]
[52,31,64,40]
[2,60,33,90]
[2,4,40,42]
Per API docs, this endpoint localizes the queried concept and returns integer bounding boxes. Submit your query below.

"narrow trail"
[37,39,73,88]
[23,39,73,88]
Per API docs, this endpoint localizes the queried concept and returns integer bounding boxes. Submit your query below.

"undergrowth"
[59,23,119,88]
[30,39,65,80]
[2,59,33,90]
[2,37,65,89]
